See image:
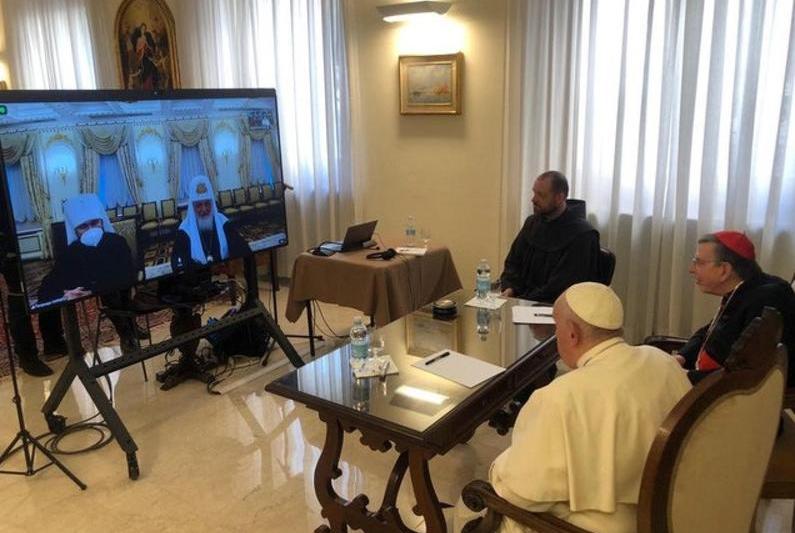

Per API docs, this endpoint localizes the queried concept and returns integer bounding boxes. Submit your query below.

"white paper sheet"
[512,305,555,324]
[412,350,505,388]
[395,246,427,256]
[464,296,507,310]
[353,355,399,379]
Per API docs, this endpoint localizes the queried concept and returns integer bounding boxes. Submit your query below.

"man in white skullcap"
[456,282,691,533]
[171,175,249,272]
[37,193,140,355]
[38,193,137,304]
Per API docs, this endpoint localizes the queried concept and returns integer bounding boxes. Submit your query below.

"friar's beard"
[196,214,214,232]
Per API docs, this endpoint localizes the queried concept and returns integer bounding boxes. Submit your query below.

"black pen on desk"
[425,351,450,365]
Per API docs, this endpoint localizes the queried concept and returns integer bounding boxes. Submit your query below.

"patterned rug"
[0,290,174,379]
[0,285,241,379]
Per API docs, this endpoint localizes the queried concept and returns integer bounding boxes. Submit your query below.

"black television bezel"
[0,88,289,314]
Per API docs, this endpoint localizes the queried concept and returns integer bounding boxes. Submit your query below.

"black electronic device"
[366,248,397,260]
[311,247,335,257]
[0,88,290,313]
[432,298,458,319]
[319,220,378,253]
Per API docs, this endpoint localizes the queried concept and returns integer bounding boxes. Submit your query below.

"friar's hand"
[501,287,514,297]
[64,287,91,300]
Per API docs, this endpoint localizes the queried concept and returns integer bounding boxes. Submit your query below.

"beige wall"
[347,0,508,290]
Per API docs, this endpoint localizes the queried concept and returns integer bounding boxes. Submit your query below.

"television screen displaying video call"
[0,89,289,313]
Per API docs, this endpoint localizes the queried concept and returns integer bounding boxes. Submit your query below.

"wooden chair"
[121,204,138,218]
[218,189,238,215]
[262,184,282,207]
[462,308,787,533]
[233,187,254,212]
[159,198,179,231]
[248,184,268,208]
[597,247,616,285]
[139,201,159,231]
[106,207,118,221]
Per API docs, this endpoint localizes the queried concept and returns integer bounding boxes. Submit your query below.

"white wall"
[346,0,509,290]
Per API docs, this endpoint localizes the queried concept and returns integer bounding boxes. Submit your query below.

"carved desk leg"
[408,447,446,533]
[315,414,348,532]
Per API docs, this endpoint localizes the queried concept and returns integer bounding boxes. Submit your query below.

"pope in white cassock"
[456,282,691,533]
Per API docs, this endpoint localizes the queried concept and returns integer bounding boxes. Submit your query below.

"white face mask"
[79,227,103,247]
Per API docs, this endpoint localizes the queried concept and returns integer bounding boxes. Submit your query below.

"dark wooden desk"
[266,290,558,533]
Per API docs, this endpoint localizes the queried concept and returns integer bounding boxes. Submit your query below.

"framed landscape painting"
[399,53,463,115]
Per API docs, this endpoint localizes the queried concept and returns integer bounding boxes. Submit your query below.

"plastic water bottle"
[350,316,370,368]
[405,216,417,246]
[476,259,491,300]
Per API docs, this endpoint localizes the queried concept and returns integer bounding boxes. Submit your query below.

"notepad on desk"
[412,350,505,388]
[464,296,507,310]
[395,246,427,256]
[512,305,555,324]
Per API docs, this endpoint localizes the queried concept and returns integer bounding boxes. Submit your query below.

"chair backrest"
[637,308,787,533]
[247,185,262,201]
[106,207,117,220]
[597,247,616,285]
[218,190,233,208]
[261,185,274,200]
[141,201,158,221]
[161,198,176,218]
[273,181,285,198]
[233,187,247,205]
[122,204,138,217]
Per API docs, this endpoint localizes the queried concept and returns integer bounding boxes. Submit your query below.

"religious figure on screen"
[171,175,251,273]
[37,194,137,305]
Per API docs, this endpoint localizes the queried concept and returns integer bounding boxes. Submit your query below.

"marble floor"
[0,282,510,533]
[0,281,792,532]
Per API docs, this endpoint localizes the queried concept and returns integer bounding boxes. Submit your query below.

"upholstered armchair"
[462,308,787,533]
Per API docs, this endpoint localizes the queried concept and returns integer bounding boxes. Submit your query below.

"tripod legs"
[0,292,86,489]
[0,430,87,489]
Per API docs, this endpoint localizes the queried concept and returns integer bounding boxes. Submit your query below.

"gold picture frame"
[114,0,181,90]
[399,53,463,115]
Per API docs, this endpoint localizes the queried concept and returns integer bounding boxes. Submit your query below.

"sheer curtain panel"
[506,0,795,340]
[176,0,354,271]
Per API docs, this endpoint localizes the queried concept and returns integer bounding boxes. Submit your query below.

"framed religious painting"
[114,0,181,90]
[398,53,463,115]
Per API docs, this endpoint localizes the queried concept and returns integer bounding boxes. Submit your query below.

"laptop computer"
[319,220,378,253]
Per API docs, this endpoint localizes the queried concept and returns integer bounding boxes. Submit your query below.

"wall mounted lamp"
[377,1,451,23]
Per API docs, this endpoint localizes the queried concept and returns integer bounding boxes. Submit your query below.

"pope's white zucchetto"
[564,282,623,330]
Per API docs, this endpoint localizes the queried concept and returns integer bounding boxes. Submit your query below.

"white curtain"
[2,0,112,89]
[506,0,795,341]
[175,0,354,271]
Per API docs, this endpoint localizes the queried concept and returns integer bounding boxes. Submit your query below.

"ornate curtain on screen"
[167,120,218,194]
[2,132,54,256]
[239,117,282,184]
[79,125,141,203]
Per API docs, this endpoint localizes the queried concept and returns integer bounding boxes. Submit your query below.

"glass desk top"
[266,290,557,438]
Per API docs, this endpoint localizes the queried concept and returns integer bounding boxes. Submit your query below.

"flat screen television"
[0,88,289,313]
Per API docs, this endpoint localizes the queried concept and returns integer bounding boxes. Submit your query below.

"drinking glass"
[420,228,431,248]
